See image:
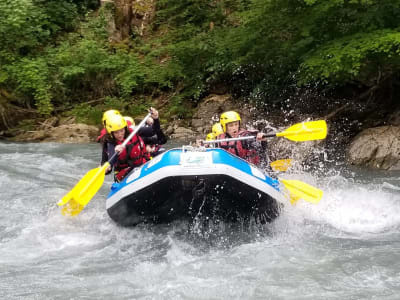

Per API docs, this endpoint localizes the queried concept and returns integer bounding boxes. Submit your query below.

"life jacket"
[96,120,135,142]
[114,134,150,172]
[217,130,260,165]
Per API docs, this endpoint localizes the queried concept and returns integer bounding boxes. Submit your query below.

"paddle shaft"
[202,134,274,144]
[202,136,255,144]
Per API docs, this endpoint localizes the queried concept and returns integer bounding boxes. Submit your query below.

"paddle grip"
[263,133,277,138]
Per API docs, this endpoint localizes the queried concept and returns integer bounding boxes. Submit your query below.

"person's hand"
[256,132,265,141]
[115,145,124,153]
[195,139,204,147]
[149,107,159,119]
[106,165,112,173]
[146,117,154,126]
[146,145,155,153]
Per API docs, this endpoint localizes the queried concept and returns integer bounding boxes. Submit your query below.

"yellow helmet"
[123,116,135,126]
[212,123,223,136]
[206,133,216,141]
[105,114,127,134]
[102,110,121,128]
[219,111,241,132]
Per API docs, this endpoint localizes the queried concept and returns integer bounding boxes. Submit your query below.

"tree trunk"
[114,0,133,40]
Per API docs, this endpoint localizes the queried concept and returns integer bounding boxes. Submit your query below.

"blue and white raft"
[106,147,287,226]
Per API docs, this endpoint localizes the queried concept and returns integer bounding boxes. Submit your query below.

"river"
[1,142,400,299]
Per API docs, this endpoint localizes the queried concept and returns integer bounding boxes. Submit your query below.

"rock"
[191,94,236,132]
[12,123,100,143]
[170,127,196,140]
[191,118,205,128]
[165,125,174,135]
[59,116,76,125]
[39,117,59,129]
[347,126,400,170]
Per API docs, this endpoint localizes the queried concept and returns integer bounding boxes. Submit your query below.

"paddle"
[202,120,327,144]
[265,120,327,141]
[270,159,293,172]
[279,178,323,204]
[58,113,152,216]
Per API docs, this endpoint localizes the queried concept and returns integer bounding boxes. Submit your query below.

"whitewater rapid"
[1,142,399,299]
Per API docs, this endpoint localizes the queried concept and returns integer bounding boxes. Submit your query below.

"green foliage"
[9,57,53,114]
[151,0,400,102]
[0,0,50,63]
[67,102,103,125]
[300,30,400,84]
[103,96,126,112]
[165,95,193,119]
[17,119,36,131]
[0,0,101,114]
[2,0,400,119]
[126,97,153,117]
[115,57,146,97]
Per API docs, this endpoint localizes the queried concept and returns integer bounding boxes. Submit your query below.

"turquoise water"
[1,142,400,299]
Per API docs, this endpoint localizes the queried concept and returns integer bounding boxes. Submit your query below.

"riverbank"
[1,92,399,171]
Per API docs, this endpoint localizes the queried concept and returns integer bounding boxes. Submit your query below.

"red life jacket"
[217,130,260,165]
[114,134,150,172]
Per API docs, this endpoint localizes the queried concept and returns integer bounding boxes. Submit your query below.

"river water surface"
[1,142,400,299]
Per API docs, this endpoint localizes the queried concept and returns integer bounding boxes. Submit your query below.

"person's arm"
[101,142,116,175]
[240,130,267,150]
[138,125,155,137]
[240,130,257,149]
[101,142,108,166]
[152,117,161,131]
[141,119,168,145]
[141,135,158,145]
[153,118,168,145]
[107,142,119,167]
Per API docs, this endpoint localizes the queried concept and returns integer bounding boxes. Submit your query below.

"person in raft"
[216,111,267,166]
[202,122,224,147]
[98,107,166,160]
[99,111,155,182]
[97,110,158,143]
[138,110,168,158]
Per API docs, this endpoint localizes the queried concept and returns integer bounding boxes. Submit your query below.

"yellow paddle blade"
[57,163,109,216]
[289,194,301,205]
[276,120,327,142]
[60,199,84,216]
[270,159,293,171]
[279,178,323,204]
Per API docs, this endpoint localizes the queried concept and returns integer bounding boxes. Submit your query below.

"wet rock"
[170,127,196,140]
[12,124,99,143]
[191,94,237,133]
[347,126,400,170]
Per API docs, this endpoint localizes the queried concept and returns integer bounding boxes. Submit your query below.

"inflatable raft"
[106,147,287,226]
